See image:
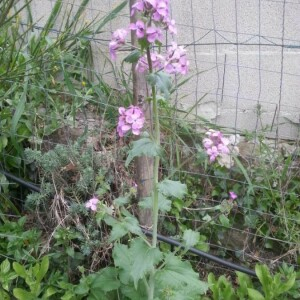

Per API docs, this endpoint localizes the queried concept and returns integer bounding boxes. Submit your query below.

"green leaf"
[219,214,230,228]
[273,272,296,296]
[255,264,272,298]
[43,287,57,298]
[66,247,75,258]
[247,288,265,300]
[112,244,131,270]
[13,288,35,300]
[147,71,172,100]
[123,50,141,63]
[236,271,253,298]
[139,193,171,212]
[0,259,10,274]
[0,136,8,151]
[125,137,160,167]
[120,284,148,299]
[108,221,128,241]
[155,253,208,297]
[113,244,132,285]
[36,256,49,282]
[13,263,26,278]
[183,229,200,248]
[113,196,130,208]
[105,213,142,242]
[74,283,89,295]
[91,267,120,292]
[129,239,163,288]
[157,180,187,199]
[0,289,10,300]
[233,157,254,195]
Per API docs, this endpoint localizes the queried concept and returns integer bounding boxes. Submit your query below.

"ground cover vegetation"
[0,0,299,299]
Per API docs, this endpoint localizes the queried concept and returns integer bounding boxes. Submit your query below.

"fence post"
[129,0,153,228]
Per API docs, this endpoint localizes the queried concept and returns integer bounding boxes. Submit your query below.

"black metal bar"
[0,169,40,192]
[142,229,257,277]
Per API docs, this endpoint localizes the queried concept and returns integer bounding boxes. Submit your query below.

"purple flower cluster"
[108,0,189,75]
[136,42,189,75]
[131,0,176,34]
[203,129,230,162]
[117,106,145,137]
[85,196,99,211]
[229,191,237,200]
[109,29,128,61]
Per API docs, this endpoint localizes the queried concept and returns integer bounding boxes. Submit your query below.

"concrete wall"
[27,0,300,140]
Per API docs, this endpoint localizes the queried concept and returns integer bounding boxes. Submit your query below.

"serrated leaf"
[113,244,132,285]
[125,137,160,167]
[139,193,171,212]
[109,222,128,242]
[105,213,142,242]
[91,267,120,292]
[113,196,130,207]
[183,229,200,248]
[219,214,230,228]
[120,284,148,299]
[157,180,187,199]
[147,71,172,100]
[129,239,163,288]
[155,253,208,297]
[113,244,131,270]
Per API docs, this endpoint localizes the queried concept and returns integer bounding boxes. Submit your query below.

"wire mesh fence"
[1,0,299,278]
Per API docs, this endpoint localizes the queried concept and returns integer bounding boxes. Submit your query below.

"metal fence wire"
[1,0,300,276]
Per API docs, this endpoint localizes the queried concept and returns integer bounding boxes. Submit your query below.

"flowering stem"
[146,47,160,249]
[146,46,160,300]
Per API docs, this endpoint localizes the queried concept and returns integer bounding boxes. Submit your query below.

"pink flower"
[129,20,145,39]
[117,106,145,137]
[164,42,189,75]
[207,146,219,162]
[113,28,128,42]
[146,26,163,43]
[229,192,237,200]
[131,1,145,15]
[166,18,177,35]
[136,55,149,73]
[85,197,99,211]
[136,52,164,73]
[203,129,230,162]
[152,0,169,21]
[108,28,128,61]
[109,41,118,61]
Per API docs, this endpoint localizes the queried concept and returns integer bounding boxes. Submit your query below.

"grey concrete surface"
[25,0,300,140]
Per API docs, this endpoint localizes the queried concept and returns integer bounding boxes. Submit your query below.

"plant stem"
[146,46,161,300]
[146,47,160,249]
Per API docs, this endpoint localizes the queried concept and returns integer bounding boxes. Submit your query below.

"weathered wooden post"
[129,0,154,228]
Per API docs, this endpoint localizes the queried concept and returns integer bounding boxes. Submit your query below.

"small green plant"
[12,256,57,300]
[0,217,41,262]
[207,263,298,300]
